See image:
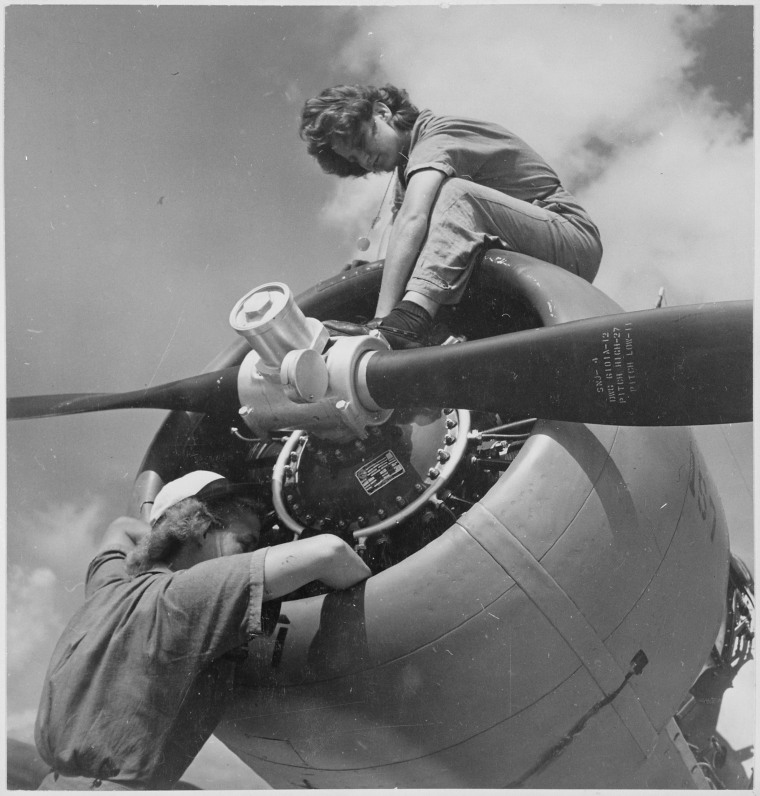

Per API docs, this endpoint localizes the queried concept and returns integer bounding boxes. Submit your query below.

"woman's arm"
[374,168,446,317]
[98,516,151,553]
[262,534,371,599]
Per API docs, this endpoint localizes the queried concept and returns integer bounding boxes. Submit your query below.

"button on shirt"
[35,546,278,789]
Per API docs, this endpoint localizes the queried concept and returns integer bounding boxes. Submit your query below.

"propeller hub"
[236,334,393,442]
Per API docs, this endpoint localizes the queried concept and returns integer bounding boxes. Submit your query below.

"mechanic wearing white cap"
[35,471,370,790]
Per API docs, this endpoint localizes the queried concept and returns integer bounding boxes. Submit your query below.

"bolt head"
[242,291,274,322]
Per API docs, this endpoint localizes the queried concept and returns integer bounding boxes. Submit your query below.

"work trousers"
[406,178,603,306]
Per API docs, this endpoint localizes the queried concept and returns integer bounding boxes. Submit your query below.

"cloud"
[590,100,753,308]
[7,498,117,747]
[319,172,397,256]
[11,498,107,587]
[7,566,63,673]
[339,5,703,157]
[7,498,109,721]
[7,708,41,742]
[314,5,752,309]
[7,565,66,735]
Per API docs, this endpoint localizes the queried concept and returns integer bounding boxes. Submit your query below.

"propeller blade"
[7,368,241,420]
[363,302,752,426]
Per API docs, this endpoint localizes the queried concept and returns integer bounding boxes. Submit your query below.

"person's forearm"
[98,516,151,553]
[375,214,429,317]
[262,535,370,599]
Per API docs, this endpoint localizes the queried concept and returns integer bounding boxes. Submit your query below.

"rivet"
[446,418,457,429]
[395,496,407,507]
[428,468,440,479]
[444,434,455,446]
[437,450,450,463]
[377,508,387,519]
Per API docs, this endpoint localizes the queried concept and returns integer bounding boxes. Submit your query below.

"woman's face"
[207,500,262,558]
[330,103,406,174]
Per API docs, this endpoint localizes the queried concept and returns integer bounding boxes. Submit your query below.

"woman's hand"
[99,516,152,552]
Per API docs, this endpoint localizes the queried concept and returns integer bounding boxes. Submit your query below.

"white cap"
[149,471,252,525]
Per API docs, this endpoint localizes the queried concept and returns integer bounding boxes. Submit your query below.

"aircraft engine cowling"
[132,253,738,789]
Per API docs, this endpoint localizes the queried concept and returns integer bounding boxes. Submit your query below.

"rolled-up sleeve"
[150,548,280,666]
[246,547,268,637]
[85,548,132,597]
[247,548,282,639]
[404,114,461,182]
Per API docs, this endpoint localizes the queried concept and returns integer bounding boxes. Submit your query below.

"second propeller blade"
[363,302,752,427]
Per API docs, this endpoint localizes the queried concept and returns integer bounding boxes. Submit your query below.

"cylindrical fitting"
[230,282,326,370]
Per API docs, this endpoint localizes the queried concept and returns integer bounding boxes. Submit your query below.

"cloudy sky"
[4,3,754,789]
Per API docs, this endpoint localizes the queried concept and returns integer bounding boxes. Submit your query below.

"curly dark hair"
[299,83,419,177]
[125,495,264,575]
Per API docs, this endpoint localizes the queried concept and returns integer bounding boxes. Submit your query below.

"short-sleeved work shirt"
[35,545,279,789]
[398,109,596,227]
